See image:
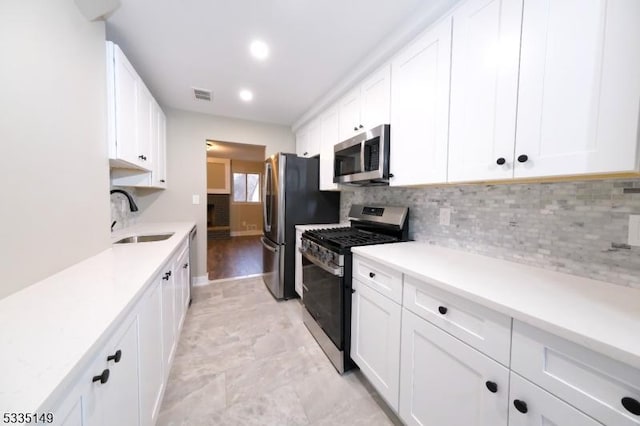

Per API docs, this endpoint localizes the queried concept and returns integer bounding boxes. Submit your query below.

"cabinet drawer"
[512,320,640,426]
[403,275,512,366]
[353,255,403,303]
[509,372,603,426]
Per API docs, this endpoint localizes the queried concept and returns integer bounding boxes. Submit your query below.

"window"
[233,173,260,203]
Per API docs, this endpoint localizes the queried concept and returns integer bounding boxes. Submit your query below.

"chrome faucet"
[110,189,139,212]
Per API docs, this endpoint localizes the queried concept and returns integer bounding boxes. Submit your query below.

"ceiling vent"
[193,88,212,101]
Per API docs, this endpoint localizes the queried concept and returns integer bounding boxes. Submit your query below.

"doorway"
[206,140,266,281]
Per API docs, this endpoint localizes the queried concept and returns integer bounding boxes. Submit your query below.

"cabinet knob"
[138,155,144,160]
[303,152,308,156]
[496,157,506,165]
[369,272,376,278]
[359,124,364,129]
[92,369,110,384]
[160,179,165,183]
[162,274,170,281]
[107,350,122,363]
[183,263,189,269]
[166,270,172,277]
[513,399,528,414]
[622,397,640,416]
[517,154,529,163]
[485,381,498,393]
[438,306,448,315]
[353,126,358,131]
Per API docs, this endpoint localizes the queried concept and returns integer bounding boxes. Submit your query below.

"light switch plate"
[629,215,640,246]
[439,208,451,226]
[192,195,200,205]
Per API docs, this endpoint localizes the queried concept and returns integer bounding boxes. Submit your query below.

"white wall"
[0,0,111,299]
[136,108,295,278]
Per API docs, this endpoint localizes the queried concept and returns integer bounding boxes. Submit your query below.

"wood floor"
[158,277,401,425]
[208,235,263,281]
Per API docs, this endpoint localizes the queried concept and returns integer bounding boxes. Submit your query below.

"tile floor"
[157,277,402,425]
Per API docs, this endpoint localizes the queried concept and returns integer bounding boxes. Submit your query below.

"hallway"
[207,235,263,281]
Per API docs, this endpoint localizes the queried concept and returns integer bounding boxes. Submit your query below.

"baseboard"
[208,273,266,284]
[230,230,263,237]
[192,275,210,287]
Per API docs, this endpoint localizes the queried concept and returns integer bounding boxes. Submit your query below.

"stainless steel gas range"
[299,204,409,373]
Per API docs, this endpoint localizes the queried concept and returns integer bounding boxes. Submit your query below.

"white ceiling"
[106,0,458,126]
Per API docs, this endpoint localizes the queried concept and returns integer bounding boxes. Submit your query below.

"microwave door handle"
[360,140,366,173]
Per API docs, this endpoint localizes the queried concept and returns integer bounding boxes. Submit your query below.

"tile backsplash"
[340,179,640,289]
[110,188,139,231]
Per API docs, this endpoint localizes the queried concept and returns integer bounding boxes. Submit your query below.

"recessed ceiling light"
[239,89,253,102]
[250,40,269,60]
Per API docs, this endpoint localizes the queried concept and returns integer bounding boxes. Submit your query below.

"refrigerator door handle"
[260,237,278,253]
[263,162,272,232]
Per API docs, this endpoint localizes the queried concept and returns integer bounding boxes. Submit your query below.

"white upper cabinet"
[338,87,363,142]
[390,17,452,186]
[136,82,154,170]
[107,41,168,188]
[296,124,310,157]
[296,119,321,159]
[339,64,391,142]
[447,0,524,182]
[320,106,340,190]
[360,65,392,131]
[514,0,640,178]
[110,43,146,170]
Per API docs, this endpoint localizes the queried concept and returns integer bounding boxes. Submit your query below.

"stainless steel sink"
[114,233,174,244]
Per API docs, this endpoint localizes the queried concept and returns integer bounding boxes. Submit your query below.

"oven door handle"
[300,248,343,277]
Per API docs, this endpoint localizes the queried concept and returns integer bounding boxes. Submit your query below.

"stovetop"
[303,226,400,251]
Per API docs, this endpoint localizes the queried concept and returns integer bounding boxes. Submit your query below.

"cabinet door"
[515,0,640,178]
[390,17,452,186]
[138,279,164,426]
[338,88,362,141]
[136,83,153,171]
[102,316,140,426]
[361,64,391,130]
[351,279,401,411]
[161,267,175,375]
[295,230,303,298]
[448,0,523,182]
[156,108,167,187]
[399,309,509,426]
[150,102,167,188]
[181,250,190,313]
[296,126,310,157]
[306,118,322,158]
[319,106,340,190]
[114,45,141,168]
[509,373,603,426]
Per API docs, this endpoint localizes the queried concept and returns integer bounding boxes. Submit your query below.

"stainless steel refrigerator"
[261,153,340,299]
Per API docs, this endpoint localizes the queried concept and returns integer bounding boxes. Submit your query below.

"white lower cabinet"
[49,236,190,426]
[509,373,602,426]
[161,262,176,377]
[68,314,140,426]
[100,317,140,426]
[295,229,303,298]
[351,278,401,411]
[399,308,509,426]
[138,278,165,426]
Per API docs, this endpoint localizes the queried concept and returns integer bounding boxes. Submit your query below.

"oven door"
[301,250,344,349]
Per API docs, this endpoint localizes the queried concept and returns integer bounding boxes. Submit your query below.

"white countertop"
[352,242,640,370]
[295,223,348,231]
[0,222,195,412]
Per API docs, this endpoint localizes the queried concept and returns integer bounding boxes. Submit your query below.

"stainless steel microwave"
[333,124,390,185]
